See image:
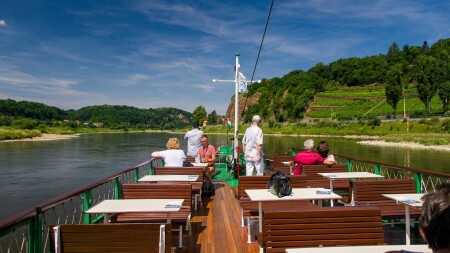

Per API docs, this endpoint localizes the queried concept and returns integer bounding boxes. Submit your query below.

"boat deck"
[173,181,424,252]
[176,181,259,252]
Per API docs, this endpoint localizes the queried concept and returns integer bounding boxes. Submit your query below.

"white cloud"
[0,20,6,26]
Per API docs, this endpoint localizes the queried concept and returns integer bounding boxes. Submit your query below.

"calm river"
[0,132,449,221]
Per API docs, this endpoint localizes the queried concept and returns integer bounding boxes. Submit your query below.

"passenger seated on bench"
[317,141,336,165]
[419,182,450,253]
[151,137,186,167]
[198,134,220,178]
[290,139,334,175]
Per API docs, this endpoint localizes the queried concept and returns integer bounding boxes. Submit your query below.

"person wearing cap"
[242,115,264,176]
[184,122,204,157]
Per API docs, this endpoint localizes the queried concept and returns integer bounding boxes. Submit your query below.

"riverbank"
[0,133,80,142]
[358,140,450,151]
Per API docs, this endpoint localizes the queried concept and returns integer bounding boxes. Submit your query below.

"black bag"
[201,177,215,196]
[183,161,194,167]
[267,171,292,198]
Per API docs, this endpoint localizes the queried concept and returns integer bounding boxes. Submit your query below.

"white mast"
[212,53,260,159]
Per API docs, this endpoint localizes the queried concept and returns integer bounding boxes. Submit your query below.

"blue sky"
[0,0,449,115]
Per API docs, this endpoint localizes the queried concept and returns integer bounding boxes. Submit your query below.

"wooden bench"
[302,164,350,190]
[111,183,192,248]
[50,223,172,253]
[266,155,293,175]
[153,166,204,210]
[352,178,422,218]
[238,175,314,242]
[260,206,384,252]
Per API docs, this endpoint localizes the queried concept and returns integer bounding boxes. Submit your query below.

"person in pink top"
[291,139,334,175]
[198,134,220,178]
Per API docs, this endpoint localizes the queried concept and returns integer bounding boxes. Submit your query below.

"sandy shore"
[1,133,80,142]
[358,140,450,151]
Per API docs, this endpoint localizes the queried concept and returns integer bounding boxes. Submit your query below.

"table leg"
[330,179,334,207]
[290,165,293,175]
[351,186,355,206]
[259,202,263,233]
[405,205,411,245]
[318,200,323,207]
[104,213,109,224]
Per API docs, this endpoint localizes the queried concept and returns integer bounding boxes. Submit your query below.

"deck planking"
[173,182,260,253]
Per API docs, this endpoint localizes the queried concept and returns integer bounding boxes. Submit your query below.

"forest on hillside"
[0,99,192,130]
[243,39,450,122]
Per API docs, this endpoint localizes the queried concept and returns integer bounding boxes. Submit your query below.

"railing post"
[375,164,381,175]
[346,159,352,172]
[83,190,91,224]
[149,161,154,175]
[414,173,422,193]
[134,168,139,183]
[290,148,295,156]
[29,209,43,253]
[114,177,120,199]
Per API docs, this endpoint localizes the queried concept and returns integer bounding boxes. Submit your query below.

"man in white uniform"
[184,123,204,157]
[242,115,264,176]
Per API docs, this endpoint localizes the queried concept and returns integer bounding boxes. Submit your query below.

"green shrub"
[11,118,38,129]
[367,117,381,126]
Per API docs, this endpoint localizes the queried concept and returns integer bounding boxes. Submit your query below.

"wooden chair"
[49,223,172,253]
[266,155,293,175]
[302,164,350,190]
[237,175,314,242]
[260,206,384,252]
[153,166,204,210]
[352,178,422,218]
[111,183,192,248]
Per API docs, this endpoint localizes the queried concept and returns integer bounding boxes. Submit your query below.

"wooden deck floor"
[174,182,260,253]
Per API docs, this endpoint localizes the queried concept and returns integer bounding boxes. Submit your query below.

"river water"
[0,132,448,221]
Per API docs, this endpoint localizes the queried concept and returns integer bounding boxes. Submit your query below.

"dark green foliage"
[207,110,218,125]
[192,106,207,125]
[439,81,450,112]
[385,64,403,115]
[367,117,381,126]
[416,55,446,113]
[0,99,67,120]
[11,118,39,129]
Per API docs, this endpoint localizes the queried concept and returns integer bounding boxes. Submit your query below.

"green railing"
[0,158,163,253]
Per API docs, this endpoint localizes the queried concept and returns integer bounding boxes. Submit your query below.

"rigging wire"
[242,0,275,120]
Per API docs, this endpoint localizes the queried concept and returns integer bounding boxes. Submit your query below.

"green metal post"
[134,168,139,183]
[83,191,91,224]
[414,173,422,193]
[375,164,381,175]
[114,177,120,199]
[346,159,352,172]
[29,210,43,253]
[149,161,154,175]
[290,148,295,156]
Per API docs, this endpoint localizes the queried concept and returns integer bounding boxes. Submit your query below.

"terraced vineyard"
[305,86,443,120]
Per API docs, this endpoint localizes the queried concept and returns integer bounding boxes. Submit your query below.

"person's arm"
[256,144,262,163]
[323,159,335,165]
[210,146,216,162]
[151,151,161,158]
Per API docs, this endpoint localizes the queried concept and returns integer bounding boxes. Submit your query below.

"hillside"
[236,38,450,123]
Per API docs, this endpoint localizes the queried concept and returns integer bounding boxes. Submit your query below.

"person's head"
[166,138,180,149]
[419,182,450,252]
[252,115,261,125]
[200,134,209,147]
[304,139,314,150]
[317,141,330,158]
[192,122,199,129]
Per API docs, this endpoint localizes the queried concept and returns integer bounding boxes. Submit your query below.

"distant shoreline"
[0,133,80,142]
[358,140,450,152]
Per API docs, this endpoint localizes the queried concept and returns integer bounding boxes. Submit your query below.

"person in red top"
[291,139,334,175]
[198,134,220,178]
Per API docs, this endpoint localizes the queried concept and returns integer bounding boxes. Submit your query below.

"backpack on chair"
[201,177,215,196]
[267,171,292,198]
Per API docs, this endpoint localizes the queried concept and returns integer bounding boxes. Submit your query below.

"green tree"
[416,56,446,113]
[207,110,217,125]
[192,106,207,125]
[386,42,401,66]
[439,81,450,112]
[385,64,403,115]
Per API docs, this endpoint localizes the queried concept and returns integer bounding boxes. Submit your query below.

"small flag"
[227,120,232,130]
[238,72,248,92]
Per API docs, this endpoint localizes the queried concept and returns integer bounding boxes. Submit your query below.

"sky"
[0,0,449,115]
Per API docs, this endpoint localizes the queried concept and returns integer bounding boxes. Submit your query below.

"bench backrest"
[50,223,171,253]
[238,175,307,200]
[352,178,416,202]
[186,157,196,163]
[262,206,384,251]
[153,166,204,183]
[302,164,349,188]
[121,183,192,208]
